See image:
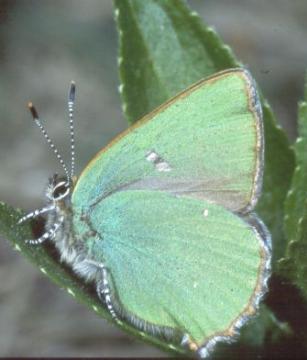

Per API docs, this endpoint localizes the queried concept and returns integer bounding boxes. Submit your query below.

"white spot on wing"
[156,161,171,172]
[146,150,171,172]
[203,209,209,217]
[146,151,159,162]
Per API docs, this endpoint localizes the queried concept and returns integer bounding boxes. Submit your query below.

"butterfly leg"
[18,205,55,224]
[26,215,64,245]
[94,263,121,323]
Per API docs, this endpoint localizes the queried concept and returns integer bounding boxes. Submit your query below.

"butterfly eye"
[52,181,70,200]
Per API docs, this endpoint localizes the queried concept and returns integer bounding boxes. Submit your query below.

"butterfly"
[19,68,271,358]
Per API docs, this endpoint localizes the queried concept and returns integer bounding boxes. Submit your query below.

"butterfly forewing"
[73,69,263,214]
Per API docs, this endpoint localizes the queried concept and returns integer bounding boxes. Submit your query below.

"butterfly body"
[20,69,271,358]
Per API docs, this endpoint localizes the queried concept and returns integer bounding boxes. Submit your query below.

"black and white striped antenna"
[27,81,77,185]
[28,102,70,183]
[68,81,76,179]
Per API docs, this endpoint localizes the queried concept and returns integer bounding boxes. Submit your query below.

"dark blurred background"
[0,0,306,357]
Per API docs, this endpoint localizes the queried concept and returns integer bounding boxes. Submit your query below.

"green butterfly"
[19,68,271,358]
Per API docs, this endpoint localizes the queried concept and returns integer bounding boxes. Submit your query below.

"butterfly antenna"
[28,102,70,183]
[68,81,76,179]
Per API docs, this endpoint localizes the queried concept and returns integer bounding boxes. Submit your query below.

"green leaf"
[0,202,184,356]
[114,0,294,266]
[115,0,237,124]
[278,78,307,297]
[238,305,292,348]
[256,102,295,267]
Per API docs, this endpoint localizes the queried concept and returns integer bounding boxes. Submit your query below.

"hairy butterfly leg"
[96,264,120,322]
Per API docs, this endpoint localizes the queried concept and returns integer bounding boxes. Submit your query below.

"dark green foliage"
[279,80,307,298]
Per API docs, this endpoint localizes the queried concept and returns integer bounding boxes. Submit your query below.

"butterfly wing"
[71,69,269,354]
[73,189,270,352]
[73,69,263,213]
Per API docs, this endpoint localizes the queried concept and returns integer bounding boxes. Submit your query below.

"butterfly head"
[46,174,71,202]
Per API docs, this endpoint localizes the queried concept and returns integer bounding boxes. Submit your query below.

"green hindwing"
[73,190,270,355]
